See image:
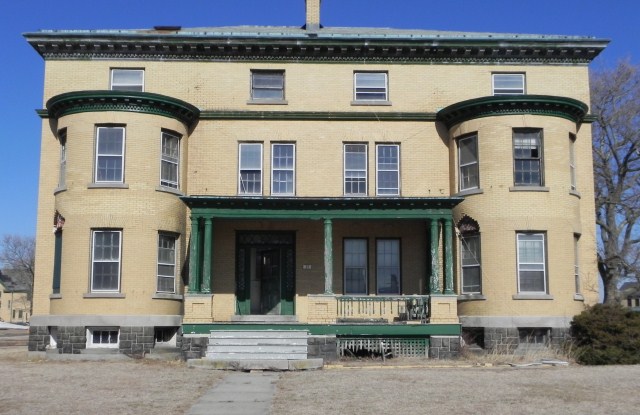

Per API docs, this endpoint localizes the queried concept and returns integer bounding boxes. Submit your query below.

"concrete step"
[209,330,307,339]
[209,337,308,346]
[206,329,309,361]
[205,352,308,360]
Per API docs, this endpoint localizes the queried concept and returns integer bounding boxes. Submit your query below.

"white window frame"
[354,72,388,101]
[516,233,547,293]
[461,233,482,294]
[95,126,125,183]
[344,238,368,295]
[574,234,581,295]
[157,233,177,294]
[344,143,368,196]
[58,129,67,188]
[458,134,479,191]
[569,133,577,191]
[376,144,400,196]
[87,327,119,348]
[513,129,543,186]
[110,69,144,92]
[238,143,263,195]
[376,239,401,295]
[271,143,295,195]
[91,230,122,292]
[250,70,285,101]
[160,131,180,189]
[492,73,525,95]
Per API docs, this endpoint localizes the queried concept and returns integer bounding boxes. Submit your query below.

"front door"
[236,232,295,315]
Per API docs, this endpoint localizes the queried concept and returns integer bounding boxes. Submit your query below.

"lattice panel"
[338,337,428,358]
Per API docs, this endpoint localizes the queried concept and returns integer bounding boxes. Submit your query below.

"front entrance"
[236,232,295,316]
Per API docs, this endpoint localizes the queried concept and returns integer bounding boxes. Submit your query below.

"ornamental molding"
[437,95,589,129]
[26,35,607,65]
[44,90,200,129]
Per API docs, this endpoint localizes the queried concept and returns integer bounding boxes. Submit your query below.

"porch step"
[205,330,308,361]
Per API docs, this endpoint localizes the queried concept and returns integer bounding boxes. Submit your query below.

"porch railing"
[336,295,429,323]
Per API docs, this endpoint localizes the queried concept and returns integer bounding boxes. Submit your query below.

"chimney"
[305,0,321,31]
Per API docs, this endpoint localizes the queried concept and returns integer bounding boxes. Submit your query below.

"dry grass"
[274,361,640,414]
[0,347,226,415]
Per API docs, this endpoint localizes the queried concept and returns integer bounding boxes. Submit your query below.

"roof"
[0,269,30,292]
[24,24,608,64]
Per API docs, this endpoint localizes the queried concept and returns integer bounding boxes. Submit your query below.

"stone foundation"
[484,327,572,354]
[28,326,50,352]
[181,335,208,360]
[307,335,337,361]
[428,335,461,359]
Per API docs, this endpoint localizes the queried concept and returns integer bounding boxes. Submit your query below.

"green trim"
[437,95,588,129]
[43,90,200,129]
[182,196,462,220]
[200,110,436,122]
[182,323,461,336]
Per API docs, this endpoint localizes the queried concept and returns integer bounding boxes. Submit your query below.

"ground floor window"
[87,327,119,348]
[344,238,368,294]
[376,239,400,294]
[516,232,547,293]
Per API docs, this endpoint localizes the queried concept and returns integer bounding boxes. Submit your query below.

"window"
[354,72,388,101]
[458,134,479,191]
[58,129,67,188]
[52,230,62,294]
[574,234,581,295]
[157,234,177,293]
[461,234,482,294]
[155,327,178,347]
[376,239,400,294]
[518,328,549,345]
[344,239,367,294]
[516,233,546,293]
[376,144,399,195]
[271,143,295,195]
[91,230,121,292]
[493,73,525,95]
[513,129,543,186]
[239,143,263,194]
[569,133,577,191]
[110,69,144,92]
[251,70,285,101]
[160,131,180,189]
[344,144,367,195]
[87,328,119,348]
[95,126,125,183]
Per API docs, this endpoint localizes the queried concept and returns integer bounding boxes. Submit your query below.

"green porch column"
[429,219,441,294]
[324,218,334,294]
[443,218,455,294]
[201,217,213,294]
[188,216,201,293]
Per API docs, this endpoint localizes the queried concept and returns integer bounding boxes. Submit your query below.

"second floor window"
[95,126,125,183]
[271,143,295,195]
[160,131,180,189]
[458,134,479,191]
[239,143,263,195]
[344,144,367,195]
[513,129,543,186]
[58,129,67,188]
[569,133,577,191]
[110,69,144,92]
[354,72,388,101]
[251,70,285,101]
[376,144,399,195]
[492,73,525,95]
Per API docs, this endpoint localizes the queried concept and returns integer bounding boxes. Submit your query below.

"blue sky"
[0,0,637,237]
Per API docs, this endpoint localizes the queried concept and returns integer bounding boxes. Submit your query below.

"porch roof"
[181,196,463,219]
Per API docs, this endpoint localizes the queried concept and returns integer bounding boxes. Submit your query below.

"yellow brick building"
[25,1,607,358]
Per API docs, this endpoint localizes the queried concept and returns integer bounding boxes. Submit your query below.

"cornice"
[43,90,200,129]
[25,33,607,65]
[437,95,589,129]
